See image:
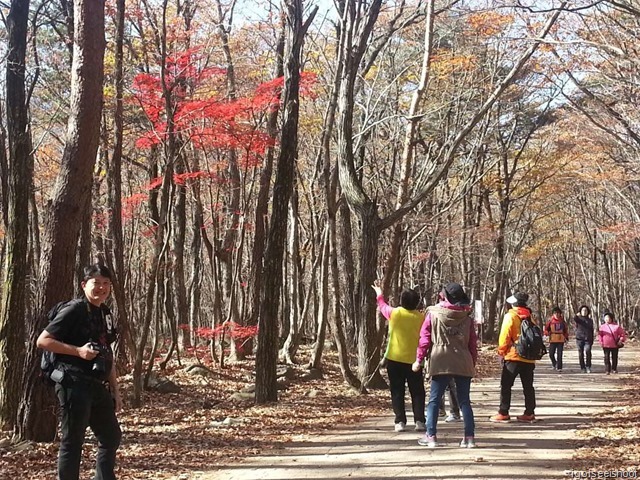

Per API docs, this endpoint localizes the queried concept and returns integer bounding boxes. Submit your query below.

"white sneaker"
[586,368,592,373]
[394,422,406,432]
[418,434,438,447]
[414,421,426,432]
[445,414,461,423]
[460,436,477,448]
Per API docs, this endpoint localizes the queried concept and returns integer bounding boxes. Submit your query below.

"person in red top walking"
[544,306,569,372]
[598,311,627,374]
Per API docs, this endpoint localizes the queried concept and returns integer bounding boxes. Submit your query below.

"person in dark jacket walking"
[574,305,595,373]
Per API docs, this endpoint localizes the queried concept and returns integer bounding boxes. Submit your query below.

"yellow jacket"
[497,307,537,364]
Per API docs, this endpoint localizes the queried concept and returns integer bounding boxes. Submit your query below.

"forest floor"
[1,342,639,480]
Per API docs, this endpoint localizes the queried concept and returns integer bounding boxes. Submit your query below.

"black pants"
[499,360,536,416]
[548,342,564,369]
[386,359,426,424]
[55,378,121,480]
[603,347,619,373]
[576,340,593,369]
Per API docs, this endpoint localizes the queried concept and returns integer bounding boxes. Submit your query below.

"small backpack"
[515,316,547,360]
[40,299,80,382]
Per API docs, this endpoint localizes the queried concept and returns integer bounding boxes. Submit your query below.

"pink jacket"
[598,322,626,349]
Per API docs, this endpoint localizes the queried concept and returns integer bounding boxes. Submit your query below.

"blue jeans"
[427,375,474,437]
[576,340,592,369]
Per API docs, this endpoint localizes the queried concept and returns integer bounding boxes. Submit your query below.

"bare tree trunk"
[107,0,134,368]
[309,228,329,370]
[255,1,317,403]
[0,111,8,227]
[187,155,204,347]
[328,216,362,390]
[132,166,171,407]
[280,189,301,364]
[356,207,386,389]
[337,202,357,345]
[382,0,435,294]
[247,15,285,355]
[213,0,242,359]
[171,157,189,354]
[0,0,31,431]
[17,0,105,440]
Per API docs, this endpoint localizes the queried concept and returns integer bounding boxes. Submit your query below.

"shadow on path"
[200,344,639,480]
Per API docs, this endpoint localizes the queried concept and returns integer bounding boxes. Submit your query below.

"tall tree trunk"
[255,0,317,404]
[309,227,329,370]
[132,167,171,406]
[328,215,362,390]
[213,0,242,359]
[171,156,189,353]
[0,0,31,431]
[334,0,385,388]
[107,0,134,367]
[337,202,357,345]
[382,0,435,294]
[0,110,9,227]
[247,14,285,354]
[17,0,105,440]
[187,155,204,347]
[356,206,386,388]
[280,190,301,364]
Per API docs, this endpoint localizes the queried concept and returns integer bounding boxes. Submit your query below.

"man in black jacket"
[574,305,595,373]
[37,264,121,480]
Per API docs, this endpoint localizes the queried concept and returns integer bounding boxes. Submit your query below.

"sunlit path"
[202,344,639,480]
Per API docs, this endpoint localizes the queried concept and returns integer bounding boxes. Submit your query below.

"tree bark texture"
[17,0,105,441]
[255,0,317,404]
[0,0,31,431]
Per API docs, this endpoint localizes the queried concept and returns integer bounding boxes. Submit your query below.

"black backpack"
[515,316,547,360]
[40,299,80,382]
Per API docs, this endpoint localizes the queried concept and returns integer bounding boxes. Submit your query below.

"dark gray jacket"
[574,315,594,343]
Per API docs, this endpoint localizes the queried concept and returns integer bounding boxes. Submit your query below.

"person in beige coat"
[412,283,477,448]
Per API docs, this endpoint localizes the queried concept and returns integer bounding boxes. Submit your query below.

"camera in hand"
[90,342,107,374]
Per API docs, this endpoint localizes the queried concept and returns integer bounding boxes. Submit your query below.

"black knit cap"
[506,292,529,306]
[442,282,470,307]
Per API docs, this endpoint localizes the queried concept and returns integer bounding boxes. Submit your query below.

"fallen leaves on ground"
[0,345,505,479]
[571,345,640,475]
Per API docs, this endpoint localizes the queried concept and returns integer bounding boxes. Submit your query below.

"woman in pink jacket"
[598,311,627,374]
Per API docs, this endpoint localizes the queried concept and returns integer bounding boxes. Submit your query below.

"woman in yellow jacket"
[490,292,538,423]
[373,285,426,433]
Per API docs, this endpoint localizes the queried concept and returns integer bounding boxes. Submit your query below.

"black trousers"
[386,359,426,424]
[55,378,121,480]
[499,360,536,416]
[603,347,619,373]
[548,343,564,369]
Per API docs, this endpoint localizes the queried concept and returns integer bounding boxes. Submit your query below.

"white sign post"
[474,300,483,346]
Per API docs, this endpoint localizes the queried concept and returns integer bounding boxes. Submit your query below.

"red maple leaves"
[131,46,317,156]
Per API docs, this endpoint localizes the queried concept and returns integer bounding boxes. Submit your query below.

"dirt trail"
[199,344,638,480]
